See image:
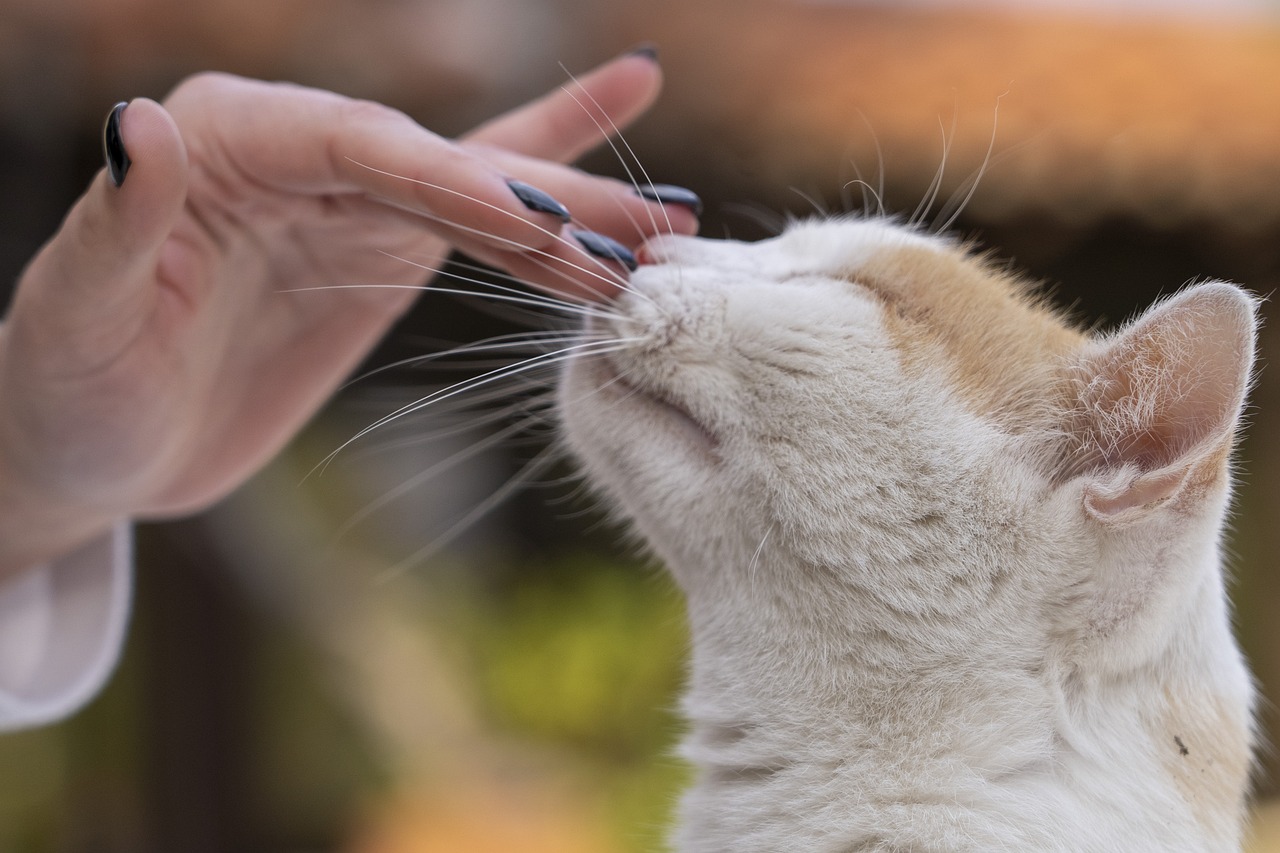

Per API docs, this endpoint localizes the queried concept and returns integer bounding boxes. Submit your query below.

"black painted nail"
[103,101,131,188]
[636,183,703,216]
[573,230,638,271]
[626,43,659,62]
[507,179,571,222]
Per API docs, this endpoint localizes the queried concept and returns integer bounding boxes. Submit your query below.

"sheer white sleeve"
[0,524,132,731]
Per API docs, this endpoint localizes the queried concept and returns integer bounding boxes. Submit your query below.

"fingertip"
[106,99,188,214]
[53,99,189,283]
[623,43,660,63]
[598,49,664,119]
[109,101,184,184]
[478,173,579,253]
[570,229,637,273]
[463,45,665,162]
[103,103,130,187]
[653,203,700,237]
[462,229,634,304]
[552,231,637,301]
[506,178,572,224]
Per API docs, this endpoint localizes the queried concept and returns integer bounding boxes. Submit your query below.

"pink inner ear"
[1084,467,1189,517]
[1075,283,1255,513]
[1096,329,1236,472]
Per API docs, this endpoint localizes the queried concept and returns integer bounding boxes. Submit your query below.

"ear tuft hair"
[1068,283,1257,520]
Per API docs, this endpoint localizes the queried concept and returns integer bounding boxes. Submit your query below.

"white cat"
[558,217,1257,852]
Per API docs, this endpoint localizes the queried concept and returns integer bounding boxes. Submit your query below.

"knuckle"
[337,95,406,130]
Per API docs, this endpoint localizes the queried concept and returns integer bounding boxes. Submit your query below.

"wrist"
[0,434,118,581]
[0,328,125,577]
[0,487,117,581]
[0,502,117,586]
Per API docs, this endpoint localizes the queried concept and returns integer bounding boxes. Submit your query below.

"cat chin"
[569,352,721,465]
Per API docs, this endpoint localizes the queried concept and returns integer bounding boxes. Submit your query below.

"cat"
[556,216,1258,852]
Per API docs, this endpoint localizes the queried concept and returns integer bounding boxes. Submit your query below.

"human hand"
[0,51,699,573]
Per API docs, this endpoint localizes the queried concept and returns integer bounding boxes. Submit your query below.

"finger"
[505,235,636,302]
[304,195,626,304]
[447,226,640,303]
[63,99,188,291]
[337,145,574,256]
[464,48,664,163]
[471,146,700,244]
[15,99,188,365]
[162,74,578,257]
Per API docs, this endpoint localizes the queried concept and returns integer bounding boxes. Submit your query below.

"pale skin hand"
[0,53,698,576]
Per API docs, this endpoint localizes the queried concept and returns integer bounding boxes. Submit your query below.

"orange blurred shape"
[348,779,624,853]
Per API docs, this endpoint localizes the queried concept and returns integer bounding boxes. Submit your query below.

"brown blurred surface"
[607,0,1280,233]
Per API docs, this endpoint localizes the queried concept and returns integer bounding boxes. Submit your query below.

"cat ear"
[1071,282,1257,520]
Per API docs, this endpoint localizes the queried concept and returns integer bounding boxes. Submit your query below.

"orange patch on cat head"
[855,244,1086,431]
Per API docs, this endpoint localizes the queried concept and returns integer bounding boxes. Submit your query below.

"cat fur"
[559,218,1257,853]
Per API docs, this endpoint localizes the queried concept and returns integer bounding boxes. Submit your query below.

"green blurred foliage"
[459,557,691,851]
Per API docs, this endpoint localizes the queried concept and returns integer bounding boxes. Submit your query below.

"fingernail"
[636,183,703,216]
[626,43,659,62]
[103,101,131,188]
[572,230,638,271]
[507,179,571,222]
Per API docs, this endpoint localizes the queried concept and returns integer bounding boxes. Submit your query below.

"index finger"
[164,73,575,253]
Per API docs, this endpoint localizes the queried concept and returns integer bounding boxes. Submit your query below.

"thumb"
[88,98,189,268]
[15,98,188,362]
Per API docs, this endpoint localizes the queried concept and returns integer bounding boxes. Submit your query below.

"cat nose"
[635,233,684,266]
[634,240,659,267]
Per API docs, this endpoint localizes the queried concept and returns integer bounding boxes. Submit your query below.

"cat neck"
[668,523,1252,853]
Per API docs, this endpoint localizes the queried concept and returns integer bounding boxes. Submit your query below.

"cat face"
[560,216,1254,674]
[561,219,1071,591]
[562,219,950,575]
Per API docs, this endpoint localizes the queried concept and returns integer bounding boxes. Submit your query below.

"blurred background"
[2,0,1280,849]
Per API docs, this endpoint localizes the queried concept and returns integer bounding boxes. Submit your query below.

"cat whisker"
[935,88,1009,234]
[720,203,787,236]
[311,338,638,478]
[441,255,630,316]
[746,524,774,596]
[869,114,888,219]
[551,77,684,322]
[352,392,550,455]
[373,440,564,583]
[373,338,628,428]
[842,179,886,220]
[280,277,610,323]
[346,157,635,294]
[789,186,830,219]
[433,257,637,329]
[558,67,677,248]
[280,241,619,321]
[379,256,625,320]
[911,108,958,229]
[840,108,889,220]
[409,205,636,296]
[342,328,593,391]
[332,414,541,546]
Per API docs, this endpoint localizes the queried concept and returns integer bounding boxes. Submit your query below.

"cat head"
[559,217,1256,680]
